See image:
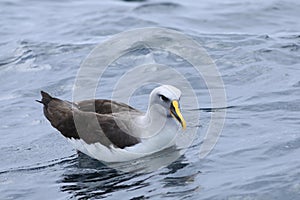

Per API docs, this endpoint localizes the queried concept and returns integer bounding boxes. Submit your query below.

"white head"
[148,85,186,129]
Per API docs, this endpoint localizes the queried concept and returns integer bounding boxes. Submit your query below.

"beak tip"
[182,122,187,130]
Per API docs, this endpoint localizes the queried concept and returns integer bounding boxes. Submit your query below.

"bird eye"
[159,95,169,102]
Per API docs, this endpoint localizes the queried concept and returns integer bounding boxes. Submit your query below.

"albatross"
[37,85,186,162]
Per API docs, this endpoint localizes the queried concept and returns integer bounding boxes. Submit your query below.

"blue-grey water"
[1,0,300,199]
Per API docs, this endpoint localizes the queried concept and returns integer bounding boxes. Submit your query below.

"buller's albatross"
[37,85,186,162]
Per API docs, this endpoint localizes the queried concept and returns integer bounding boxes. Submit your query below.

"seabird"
[37,85,186,162]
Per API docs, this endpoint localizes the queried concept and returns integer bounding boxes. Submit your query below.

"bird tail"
[36,91,54,108]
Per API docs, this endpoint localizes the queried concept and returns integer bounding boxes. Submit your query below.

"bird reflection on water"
[59,149,200,199]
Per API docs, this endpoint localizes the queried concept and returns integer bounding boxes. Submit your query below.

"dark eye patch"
[159,94,169,102]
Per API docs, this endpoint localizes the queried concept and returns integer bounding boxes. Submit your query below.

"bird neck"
[133,104,170,138]
[132,104,178,152]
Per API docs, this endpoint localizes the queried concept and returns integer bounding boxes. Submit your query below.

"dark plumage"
[37,91,140,149]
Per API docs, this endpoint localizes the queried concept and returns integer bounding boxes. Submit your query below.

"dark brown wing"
[76,99,140,115]
[37,91,140,148]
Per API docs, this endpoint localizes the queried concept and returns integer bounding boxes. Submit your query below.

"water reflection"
[60,153,138,199]
[59,150,201,199]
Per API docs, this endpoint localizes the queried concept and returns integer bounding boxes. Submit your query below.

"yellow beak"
[170,100,186,130]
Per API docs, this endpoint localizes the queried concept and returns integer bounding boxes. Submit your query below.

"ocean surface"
[1,0,300,199]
